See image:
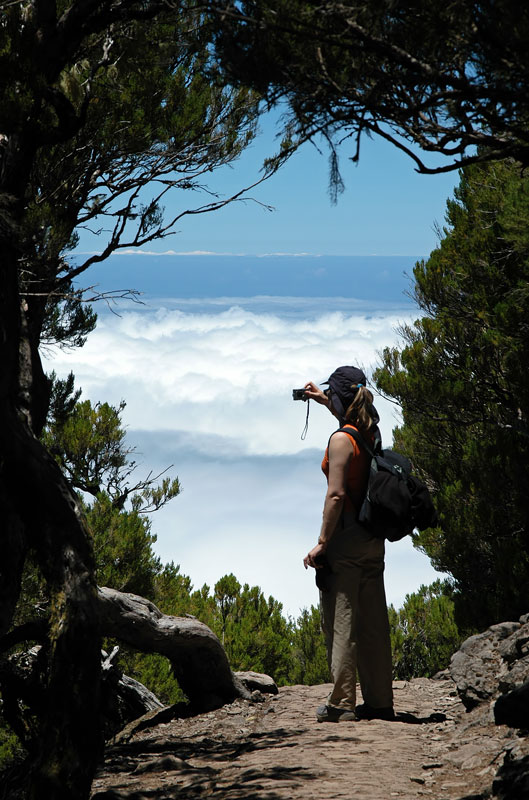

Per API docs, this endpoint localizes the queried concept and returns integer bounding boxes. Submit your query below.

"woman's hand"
[303,542,327,569]
[303,381,329,406]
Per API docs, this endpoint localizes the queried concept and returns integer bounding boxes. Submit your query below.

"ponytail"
[344,386,376,434]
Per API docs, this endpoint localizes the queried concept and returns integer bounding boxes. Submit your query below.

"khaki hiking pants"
[320,521,393,711]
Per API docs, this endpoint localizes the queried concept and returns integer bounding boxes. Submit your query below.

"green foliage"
[389,581,462,679]
[375,159,529,629]
[40,395,181,599]
[211,575,293,684]
[212,0,529,174]
[40,288,97,351]
[42,396,180,509]
[153,562,196,616]
[43,399,131,497]
[46,372,82,429]
[289,606,330,685]
[0,720,24,767]
[151,570,295,687]
[84,493,161,598]
[116,651,186,707]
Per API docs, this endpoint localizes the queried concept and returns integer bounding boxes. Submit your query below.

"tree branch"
[97,586,251,711]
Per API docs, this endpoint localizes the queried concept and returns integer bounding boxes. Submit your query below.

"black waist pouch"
[314,554,333,592]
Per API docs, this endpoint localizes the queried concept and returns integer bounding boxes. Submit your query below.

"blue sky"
[76,111,458,259]
[49,116,461,620]
[85,254,418,303]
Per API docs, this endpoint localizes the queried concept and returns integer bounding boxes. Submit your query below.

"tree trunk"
[1,224,104,798]
[0,407,104,800]
[97,587,251,710]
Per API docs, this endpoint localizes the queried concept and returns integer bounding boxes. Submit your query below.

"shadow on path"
[104,726,306,771]
[392,711,447,725]
[93,764,314,800]
[96,726,319,799]
[93,759,317,800]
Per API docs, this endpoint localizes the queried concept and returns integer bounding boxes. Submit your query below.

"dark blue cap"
[321,365,366,419]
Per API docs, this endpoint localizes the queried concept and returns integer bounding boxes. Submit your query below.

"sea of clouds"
[43,294,444,617]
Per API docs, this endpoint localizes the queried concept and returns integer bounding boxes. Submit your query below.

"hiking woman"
[302,365,394,723]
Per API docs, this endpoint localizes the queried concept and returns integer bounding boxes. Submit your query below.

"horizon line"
[74,248,425,258]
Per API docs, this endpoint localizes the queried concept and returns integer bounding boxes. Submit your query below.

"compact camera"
[292,388,307,401]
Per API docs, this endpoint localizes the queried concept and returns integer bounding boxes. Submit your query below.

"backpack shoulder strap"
[329,426,377,520]
[334,425,377,459]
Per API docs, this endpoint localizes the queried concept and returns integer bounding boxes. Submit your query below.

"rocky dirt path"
[91,677,529,800]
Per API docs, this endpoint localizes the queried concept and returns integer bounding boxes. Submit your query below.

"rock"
[446,614,529,795]
[493,752,529,799]
[450,630,507,710]
[498,626,529,664]
[494,681,529,729]
[450,618,529,710]
[234,671,278,695]
[133,756,189,774]
[499,656,529,695]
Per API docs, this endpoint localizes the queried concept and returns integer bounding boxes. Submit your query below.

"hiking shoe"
[316,704,357,723]
[355,703,395,721]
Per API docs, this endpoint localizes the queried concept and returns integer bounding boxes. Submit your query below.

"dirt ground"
[91,677,529,800]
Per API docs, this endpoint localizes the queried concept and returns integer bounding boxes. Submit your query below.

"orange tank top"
[321,424,372,514]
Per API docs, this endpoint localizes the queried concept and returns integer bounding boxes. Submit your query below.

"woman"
[303,365,394,723]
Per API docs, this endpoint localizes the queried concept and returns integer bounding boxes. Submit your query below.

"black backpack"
[337,426,438,542]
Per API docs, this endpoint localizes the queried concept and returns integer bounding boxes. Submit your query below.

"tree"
[43,395,180,512]
[210,0,529,182]
[290,606,330,686]
[131,569,298,692]
[111,569,297,704]
[6,0,270,274]
[0,3,286,795]
[120,562,198,705]
[85,495,163,598]
[43,395,177,596]
[11,395,172,622]
[389,581,461,679]
[97,586,249,713]
[3,388,273,790]
[0,395,176,774]
[375,158,529,629]
[212,576,293,683]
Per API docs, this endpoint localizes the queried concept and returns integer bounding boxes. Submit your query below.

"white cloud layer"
[47,298,410,452]
[43,296,444,616]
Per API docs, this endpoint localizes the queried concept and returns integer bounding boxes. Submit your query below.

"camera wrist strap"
[301,399,310,440]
